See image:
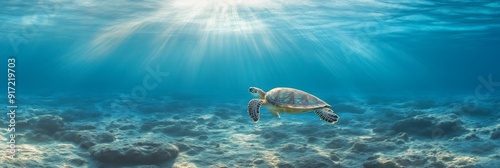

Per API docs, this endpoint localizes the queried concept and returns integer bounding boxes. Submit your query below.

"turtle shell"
[265,88,330,109]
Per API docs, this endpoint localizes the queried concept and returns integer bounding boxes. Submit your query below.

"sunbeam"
[30,0,498,94]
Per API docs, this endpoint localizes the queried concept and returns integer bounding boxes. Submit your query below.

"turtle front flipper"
[314,108,339,124]
[248,99,264,122]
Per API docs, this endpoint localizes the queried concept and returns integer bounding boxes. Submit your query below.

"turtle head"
[249,87,265,99]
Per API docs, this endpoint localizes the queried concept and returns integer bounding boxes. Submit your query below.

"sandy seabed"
[1,93,499,168]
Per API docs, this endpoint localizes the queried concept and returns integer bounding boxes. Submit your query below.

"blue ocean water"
[1,0,500,167]
[1,0,499,97]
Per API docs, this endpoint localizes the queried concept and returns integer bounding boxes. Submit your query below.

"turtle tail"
[248,99,263,123]
[314,108,339,124]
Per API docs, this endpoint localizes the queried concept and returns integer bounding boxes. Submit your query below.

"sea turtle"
[248,87,339,124]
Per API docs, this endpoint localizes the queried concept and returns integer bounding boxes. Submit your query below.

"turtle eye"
[249,88,256,93]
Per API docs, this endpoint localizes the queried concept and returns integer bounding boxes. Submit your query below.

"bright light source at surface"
[82,0,286,60]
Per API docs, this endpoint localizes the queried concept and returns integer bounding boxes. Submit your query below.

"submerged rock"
[391,115,467,139]
[393,155,427,167]
[198,135,209,140]
[30,115,65,135]
[16,120,31,130]
[214,108,232,119]
[349,141,397,153]
[55,130,115,149]
[307,136,318,143]
[119,124,137,130]
[464,133,479,140]
[429,161,447,168]
[326,138,349,149]
[277,162,295,168]
[69,157,86,166]
[89,141,179,165]
[491,130,500,140]
[280,143,308,153]
[329,153,340,161]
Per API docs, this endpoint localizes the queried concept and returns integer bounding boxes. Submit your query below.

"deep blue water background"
[1,0,499,98]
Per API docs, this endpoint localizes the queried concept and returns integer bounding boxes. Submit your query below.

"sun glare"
[70,0,405,87]
[82,0,287,62]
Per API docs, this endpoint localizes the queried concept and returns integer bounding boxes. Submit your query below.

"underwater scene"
[1,0,500,167]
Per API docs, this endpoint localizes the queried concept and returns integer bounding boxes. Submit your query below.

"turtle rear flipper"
[248,99,264,123]
[314,108,339,124]
[268,109,281,118]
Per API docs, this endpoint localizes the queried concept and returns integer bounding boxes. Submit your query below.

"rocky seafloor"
[1,93,500,168]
